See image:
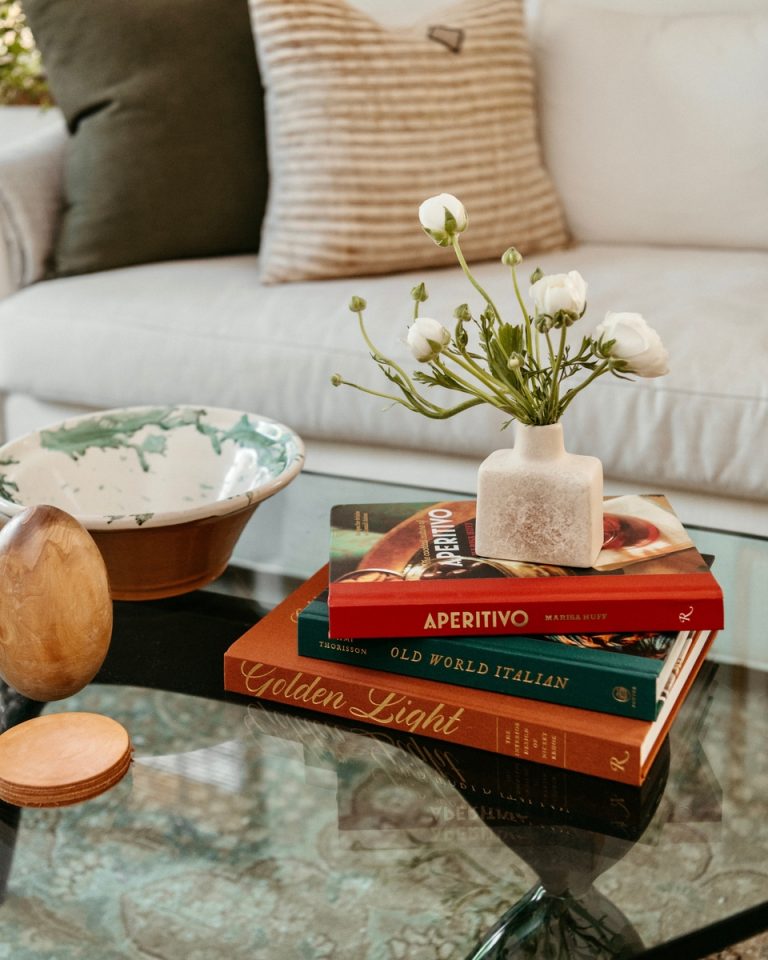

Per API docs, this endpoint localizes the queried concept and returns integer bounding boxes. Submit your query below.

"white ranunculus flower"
[530,270,588,318]
[418,194,468,246]
[406,316,451,362]
[595,311,669,378]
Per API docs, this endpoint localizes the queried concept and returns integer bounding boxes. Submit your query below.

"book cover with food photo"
[327,495,723,639]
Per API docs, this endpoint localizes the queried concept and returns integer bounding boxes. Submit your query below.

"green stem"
[445,328,543,419]
[331,378,422,411]
[453,324,541,420]
[511,362,543,416]
[451,342,509,396]
[544,328,557,371]
[441,351,515,411]
[355,311,442,413]
[333,376,482,419]
[532,315,542,370]
[437,356,532,421]
[421,396,488,419]
[485,329,542,414]
[510,262,534,357]
[452,236,503,322]
[546,324,568,421]
[557,360,612,416]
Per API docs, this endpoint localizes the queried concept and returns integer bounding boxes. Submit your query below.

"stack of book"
[224,493,724,786]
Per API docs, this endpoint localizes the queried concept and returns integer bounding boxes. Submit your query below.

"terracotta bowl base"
[91,504,259,600]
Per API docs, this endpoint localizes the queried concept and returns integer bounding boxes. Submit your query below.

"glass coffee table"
[0,471,766,959]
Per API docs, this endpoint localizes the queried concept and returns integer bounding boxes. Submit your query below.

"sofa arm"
[0,114,67,299]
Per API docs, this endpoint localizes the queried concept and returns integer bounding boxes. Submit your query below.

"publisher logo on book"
[612,686,632,704]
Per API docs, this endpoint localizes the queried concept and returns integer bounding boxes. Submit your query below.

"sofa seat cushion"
[0,244,765,502]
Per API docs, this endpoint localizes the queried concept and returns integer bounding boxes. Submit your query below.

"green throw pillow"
[23,0,267,276]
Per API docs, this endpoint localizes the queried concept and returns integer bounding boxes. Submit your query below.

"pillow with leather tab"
[248,0,569,283]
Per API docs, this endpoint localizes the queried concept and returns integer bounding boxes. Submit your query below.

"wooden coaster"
[0,712,132,808]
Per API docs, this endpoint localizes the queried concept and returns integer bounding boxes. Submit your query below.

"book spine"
[328,585,722,640]
[298,614,660,721]
[223,655,645,786]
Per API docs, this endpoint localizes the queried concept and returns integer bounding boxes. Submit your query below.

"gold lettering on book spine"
[239,663,465,738]
[423,608,529,631]
[240,663,346,710]
[609,750,631,773]
[350,690,465,735]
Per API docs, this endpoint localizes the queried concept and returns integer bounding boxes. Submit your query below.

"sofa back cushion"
[23,0,268,277]
[248,0,569,284]
[533,0,768,249]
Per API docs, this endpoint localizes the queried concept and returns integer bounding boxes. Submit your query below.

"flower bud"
[348,296,367,313]
[454,303,472,323]
[502,247,522,267]
[331,374,343,386]
[418,194,468,247]
[529,267,544,286]
[507,354,523,370]
[406,316,451,362]
[594,312,669,378]
[410,282,428,303]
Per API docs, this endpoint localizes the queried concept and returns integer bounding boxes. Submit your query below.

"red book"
[223,566,717,786]
[327,494,723,639]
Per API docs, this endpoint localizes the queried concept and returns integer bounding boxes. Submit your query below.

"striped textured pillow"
[249,0,569,283]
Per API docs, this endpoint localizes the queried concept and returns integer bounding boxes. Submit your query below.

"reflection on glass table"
[0,469,766,958]
[2,651,765,959]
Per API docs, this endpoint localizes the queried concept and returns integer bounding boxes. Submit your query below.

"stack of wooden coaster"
[0,712,132,808]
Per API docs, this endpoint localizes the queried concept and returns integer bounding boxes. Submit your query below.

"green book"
[298,590,703,720]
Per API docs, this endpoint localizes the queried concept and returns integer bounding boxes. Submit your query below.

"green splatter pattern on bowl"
[0,405,305,531]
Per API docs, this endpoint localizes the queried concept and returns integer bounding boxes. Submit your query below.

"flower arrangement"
[332,193,668,427]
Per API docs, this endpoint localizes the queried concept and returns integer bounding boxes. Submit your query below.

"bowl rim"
[0,404,305,531]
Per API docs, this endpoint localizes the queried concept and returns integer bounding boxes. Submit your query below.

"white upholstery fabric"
[533,0,768,248]
[0,115,67,298]
[0,244,765,503]
[3,391,767,538]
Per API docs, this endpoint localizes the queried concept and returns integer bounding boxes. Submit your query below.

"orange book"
[223,567,716,786]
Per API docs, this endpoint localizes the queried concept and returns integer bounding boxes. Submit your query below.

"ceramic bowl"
[0,405,305,600]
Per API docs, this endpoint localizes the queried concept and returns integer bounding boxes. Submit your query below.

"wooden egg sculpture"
[0,505,113,701]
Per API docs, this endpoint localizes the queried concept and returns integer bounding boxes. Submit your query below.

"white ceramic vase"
[475,422,603,568]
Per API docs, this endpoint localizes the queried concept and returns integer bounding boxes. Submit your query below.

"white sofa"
[0,0,766,544]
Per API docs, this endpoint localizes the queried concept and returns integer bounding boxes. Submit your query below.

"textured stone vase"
[475,422,603,568]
